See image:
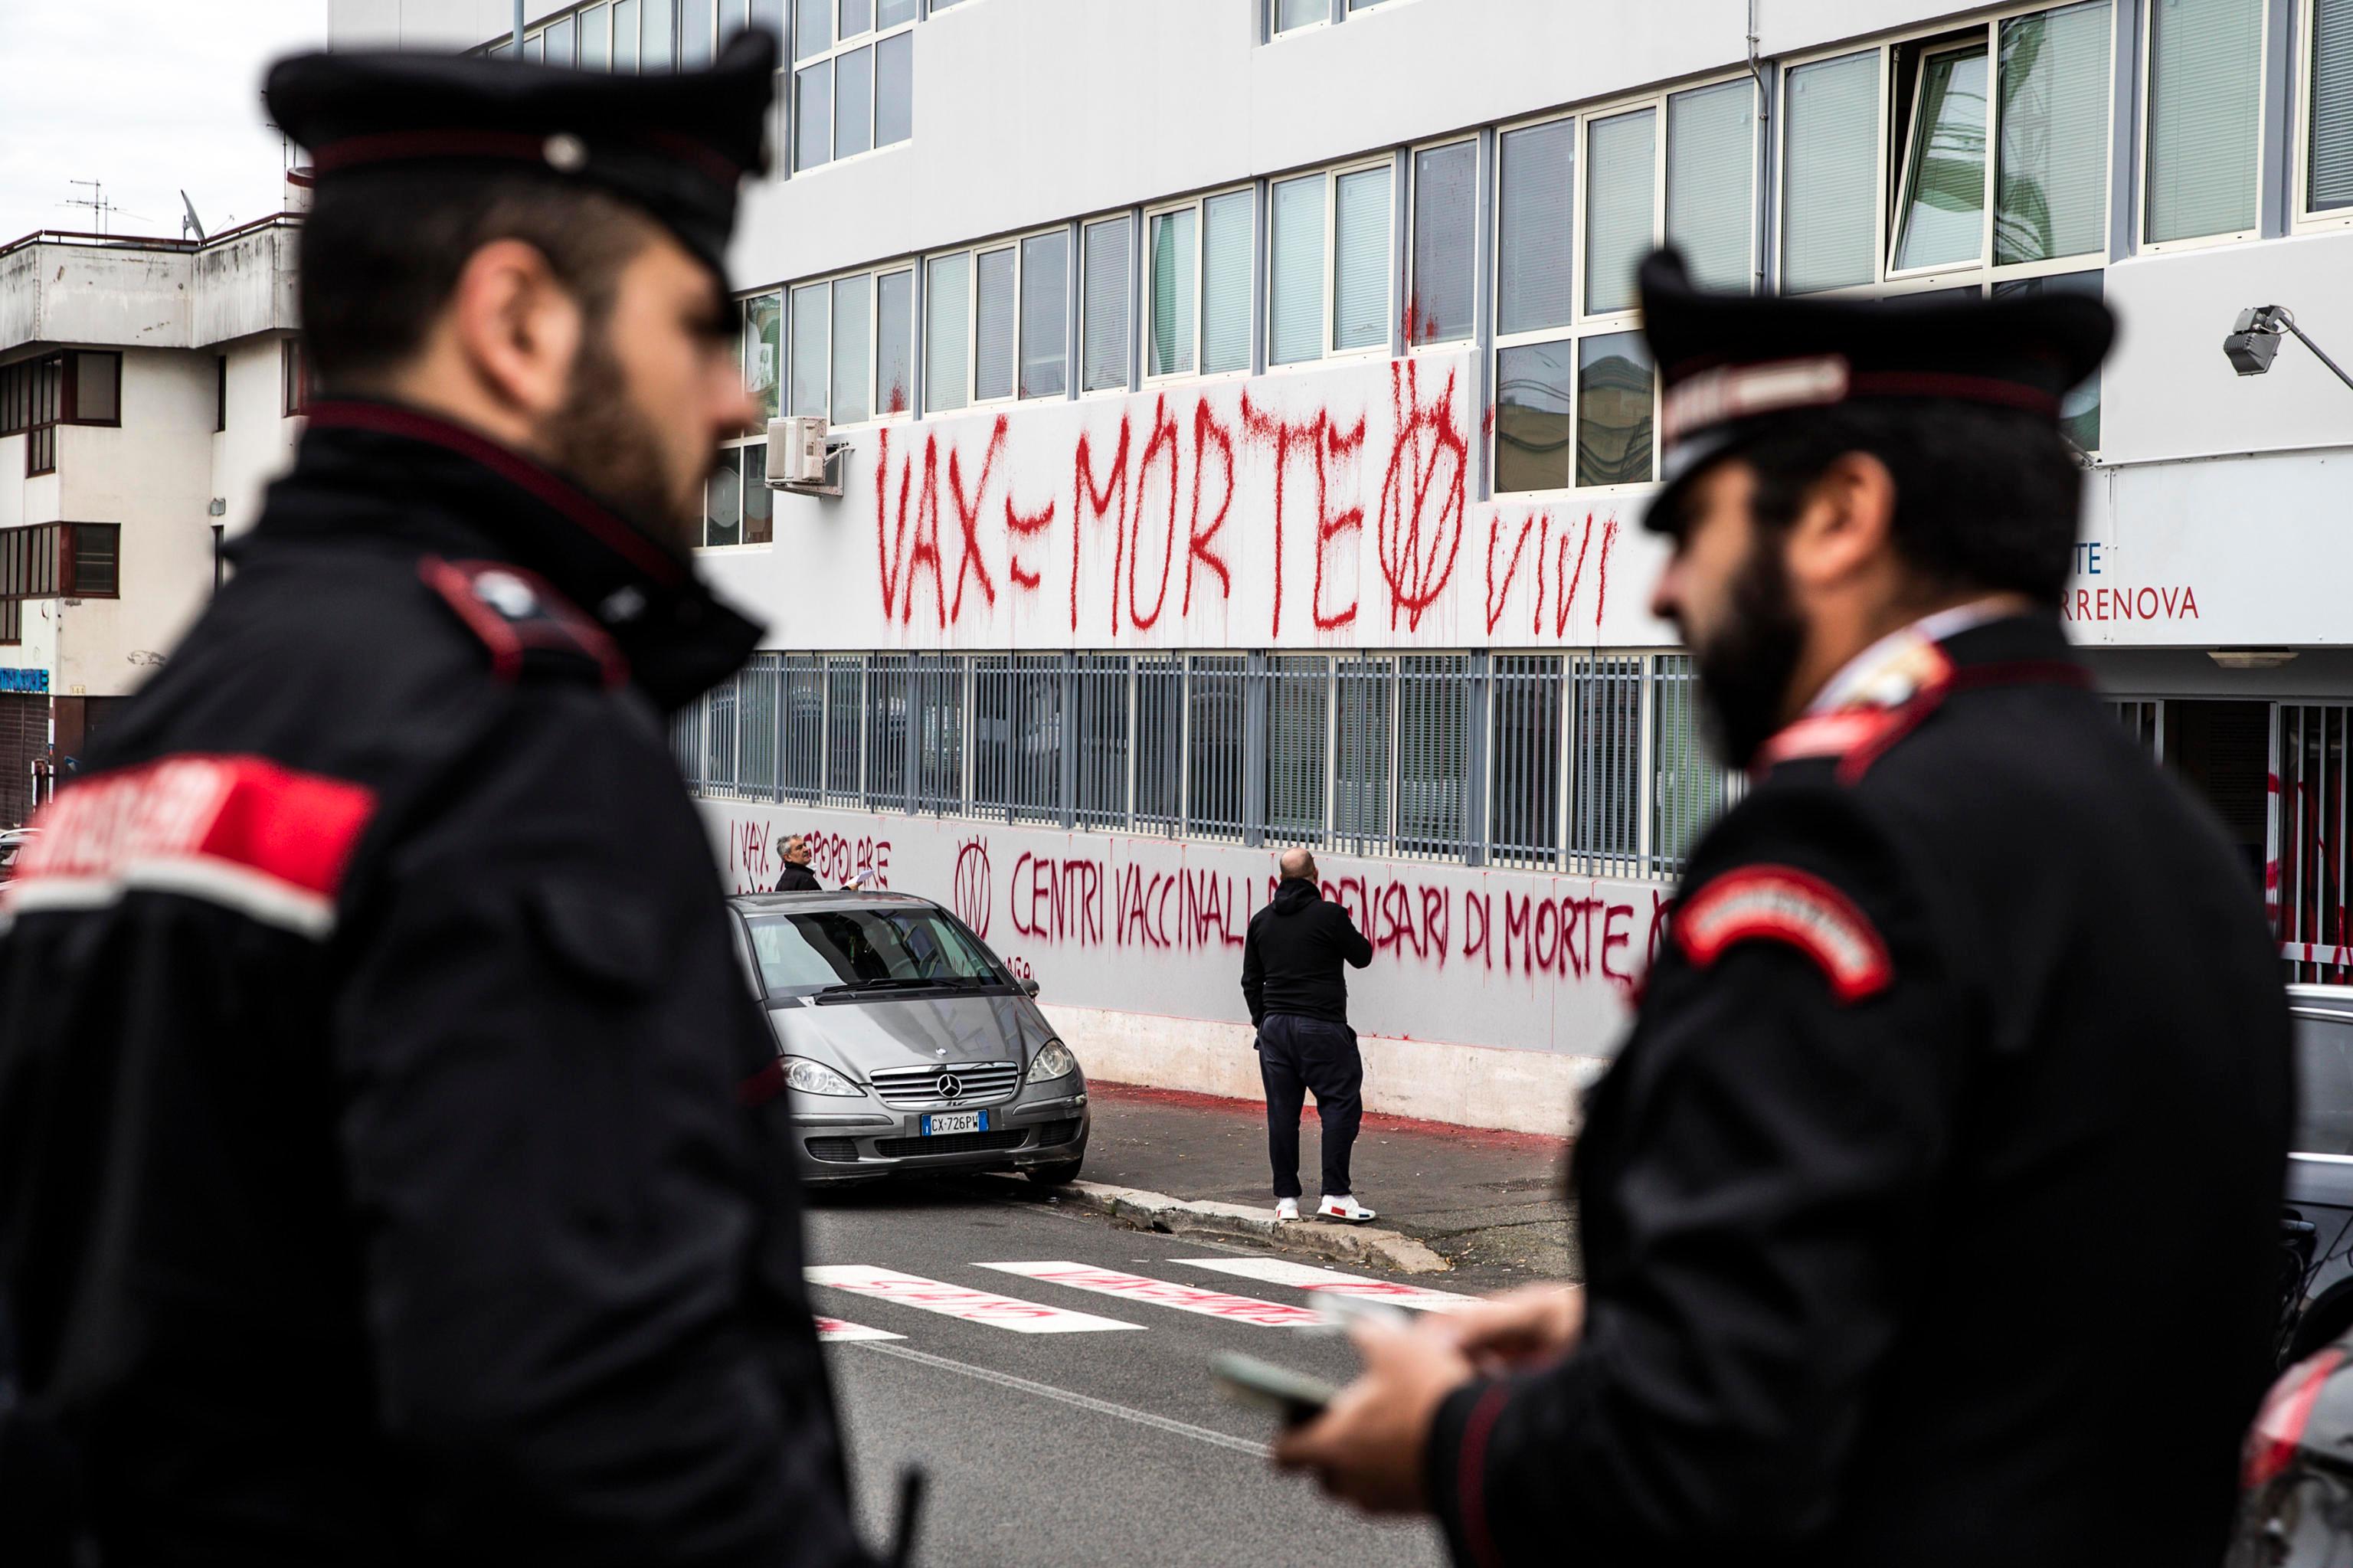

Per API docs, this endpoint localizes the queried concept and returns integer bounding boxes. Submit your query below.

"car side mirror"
[1020,977,1041,998]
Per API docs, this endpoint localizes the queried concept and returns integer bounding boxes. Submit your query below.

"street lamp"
[2223,305,2353,391]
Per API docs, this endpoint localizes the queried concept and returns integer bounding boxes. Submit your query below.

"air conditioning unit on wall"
[766,414,844,498]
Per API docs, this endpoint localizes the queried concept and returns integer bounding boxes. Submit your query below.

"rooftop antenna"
[178,190,207,243]
[65,179,111,236]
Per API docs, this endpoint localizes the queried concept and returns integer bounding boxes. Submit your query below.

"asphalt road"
[806,1180,1455,1568]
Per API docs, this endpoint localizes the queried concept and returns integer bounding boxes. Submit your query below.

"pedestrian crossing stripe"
[805,1265,1143,1333]
[1167,1257,1477,1312]
[816,1317,904,1342]
[974,1262,1328,1327]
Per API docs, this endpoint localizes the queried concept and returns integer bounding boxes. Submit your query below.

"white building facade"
[0,216,307,828]
[334,0,2350,1131]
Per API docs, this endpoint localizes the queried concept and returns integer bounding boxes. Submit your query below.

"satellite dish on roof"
[178,190,206,243]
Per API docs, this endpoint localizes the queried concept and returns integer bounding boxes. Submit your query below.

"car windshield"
[746,908,1006,998]
[2296,1013,2353,1156]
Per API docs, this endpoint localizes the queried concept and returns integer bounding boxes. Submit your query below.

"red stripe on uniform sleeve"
[194,759,378,899]
[1456,1382,1512,1568]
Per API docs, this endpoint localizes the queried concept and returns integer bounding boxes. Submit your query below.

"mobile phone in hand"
[1211,1351,1340,1426]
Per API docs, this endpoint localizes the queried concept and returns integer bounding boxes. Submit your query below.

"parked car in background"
[728,890,1088,1187]
[2273,986,2353,1367]
[0,827,36,885]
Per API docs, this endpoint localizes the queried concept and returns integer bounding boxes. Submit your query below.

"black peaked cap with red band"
[1637,246,2115,532]
[264,30,777,286]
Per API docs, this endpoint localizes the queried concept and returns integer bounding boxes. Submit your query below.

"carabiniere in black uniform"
[1420,257,2292,1568]
[0,37,869,1568]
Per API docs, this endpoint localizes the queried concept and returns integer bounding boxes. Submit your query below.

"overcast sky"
[0,1,328,244]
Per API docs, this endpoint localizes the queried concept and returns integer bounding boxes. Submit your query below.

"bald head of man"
[1278,846,1317,883]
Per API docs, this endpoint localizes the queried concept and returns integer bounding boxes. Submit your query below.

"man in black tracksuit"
[1242,847,1376,1223]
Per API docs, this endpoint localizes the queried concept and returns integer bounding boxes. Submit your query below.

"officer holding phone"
[1268,254,2291,1568]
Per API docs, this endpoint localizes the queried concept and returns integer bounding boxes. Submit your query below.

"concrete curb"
[987,1175,1451,1275]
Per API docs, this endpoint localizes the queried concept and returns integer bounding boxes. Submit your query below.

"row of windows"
[481,2,933,173]
[673,648,1733,882]
[0,352,120,477]
[0,523,120,602]
[741,0,2345,505]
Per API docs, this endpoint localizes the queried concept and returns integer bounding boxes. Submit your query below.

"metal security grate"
[671,697,706,791]
[1262,656,1330,845]
[866,1061,1023,1108]
[738,653,781,799]
[782,653,826,804]
[1397,654,1471,859]
[974,655,1065,824]
[1648,653,1726,881]
[864,653,911,811]
[1569,654,1643,877]
[1186,654,1247,840]
[1490,654,1563,869]
[2280,704,2353,982]
[1135,655,1185,835]
[2106,699,2161,760]
[823,656,863,809]
[1074,653,1131,830]
[912,653,965,813]
[1334,657,1395,857]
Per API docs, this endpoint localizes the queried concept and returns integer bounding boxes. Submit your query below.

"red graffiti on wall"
[952,836,993,938]
[1375,360,1468,632]
[1483,510,1622,640]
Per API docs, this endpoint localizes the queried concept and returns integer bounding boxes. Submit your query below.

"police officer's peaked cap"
[265,31,777,284]
[1638,247,2115,530]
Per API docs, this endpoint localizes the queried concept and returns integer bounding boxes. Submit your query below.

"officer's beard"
[1691,527,1807,771]
[543,323,700,554]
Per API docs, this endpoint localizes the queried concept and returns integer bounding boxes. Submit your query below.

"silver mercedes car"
[725,889,1089,1187]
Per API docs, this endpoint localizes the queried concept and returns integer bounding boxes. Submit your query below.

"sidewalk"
[1078,1081,1579,1286]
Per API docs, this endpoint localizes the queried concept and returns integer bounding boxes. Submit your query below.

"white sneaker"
[1275,1198,1300,1221]
[1317,1194,1377,1224]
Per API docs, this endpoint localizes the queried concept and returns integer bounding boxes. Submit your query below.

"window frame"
[1576,70,1761,318]
[2296,0,2353,229]
[1262,155,1397,374]
[1141,185,1258,385]
[1268,0,1335,39]
[1406,133,1481,352]
[776,260,921,434]
[2138,0,2266,251]
[64,351,122,430]
[791,0,918,174]
[281,338,308,419]
[1775,2,2119,295]
[1078,210,1137,398]
[940,221,1069,411]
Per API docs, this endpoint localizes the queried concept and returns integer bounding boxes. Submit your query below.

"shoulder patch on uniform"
[2,754,375,938]
[420,557,627,689]
[1673,863,1893,1003]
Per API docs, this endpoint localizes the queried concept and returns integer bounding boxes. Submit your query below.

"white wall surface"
[0,244,195,354]
[705,797,1652,1068]
[214,337,303,537]
[192,225,302,348]
[2103,230,2353,467]
[702,347,1680,651]
[54,354,220,698]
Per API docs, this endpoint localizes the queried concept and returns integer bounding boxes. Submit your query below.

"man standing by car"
[775,833,822,892]
[0,38,874,1566]
[1243,847,1377,1223]
[1273,252,2292,1568]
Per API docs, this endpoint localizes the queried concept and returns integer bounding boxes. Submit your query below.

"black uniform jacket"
[0,401,868,1567]
[1425,614,2292,1568]
[776,863,822,893]
[1241,878,1374,1030]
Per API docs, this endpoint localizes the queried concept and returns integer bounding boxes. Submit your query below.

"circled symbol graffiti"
[952,837,993,938]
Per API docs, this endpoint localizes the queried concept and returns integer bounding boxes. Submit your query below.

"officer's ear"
[445,237,587,424]
[1781,450,1899,599]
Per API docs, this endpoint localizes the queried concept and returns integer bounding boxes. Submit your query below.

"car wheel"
[1027,1157,1085,1187]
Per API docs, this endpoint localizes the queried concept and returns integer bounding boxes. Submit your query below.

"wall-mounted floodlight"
[2224,305,2353,392]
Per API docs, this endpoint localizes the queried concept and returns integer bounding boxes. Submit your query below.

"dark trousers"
[1256,1013,1363,1200]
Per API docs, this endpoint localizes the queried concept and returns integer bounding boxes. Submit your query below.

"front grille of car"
[1033,1118,1082,1147]
[867,1061,1021,1108]
[805,1137,861,1163]
[875,1127,1029,1157]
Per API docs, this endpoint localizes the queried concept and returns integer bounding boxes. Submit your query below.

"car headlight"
[784,1056,862,1096]
[1026,1039,1078,1083]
